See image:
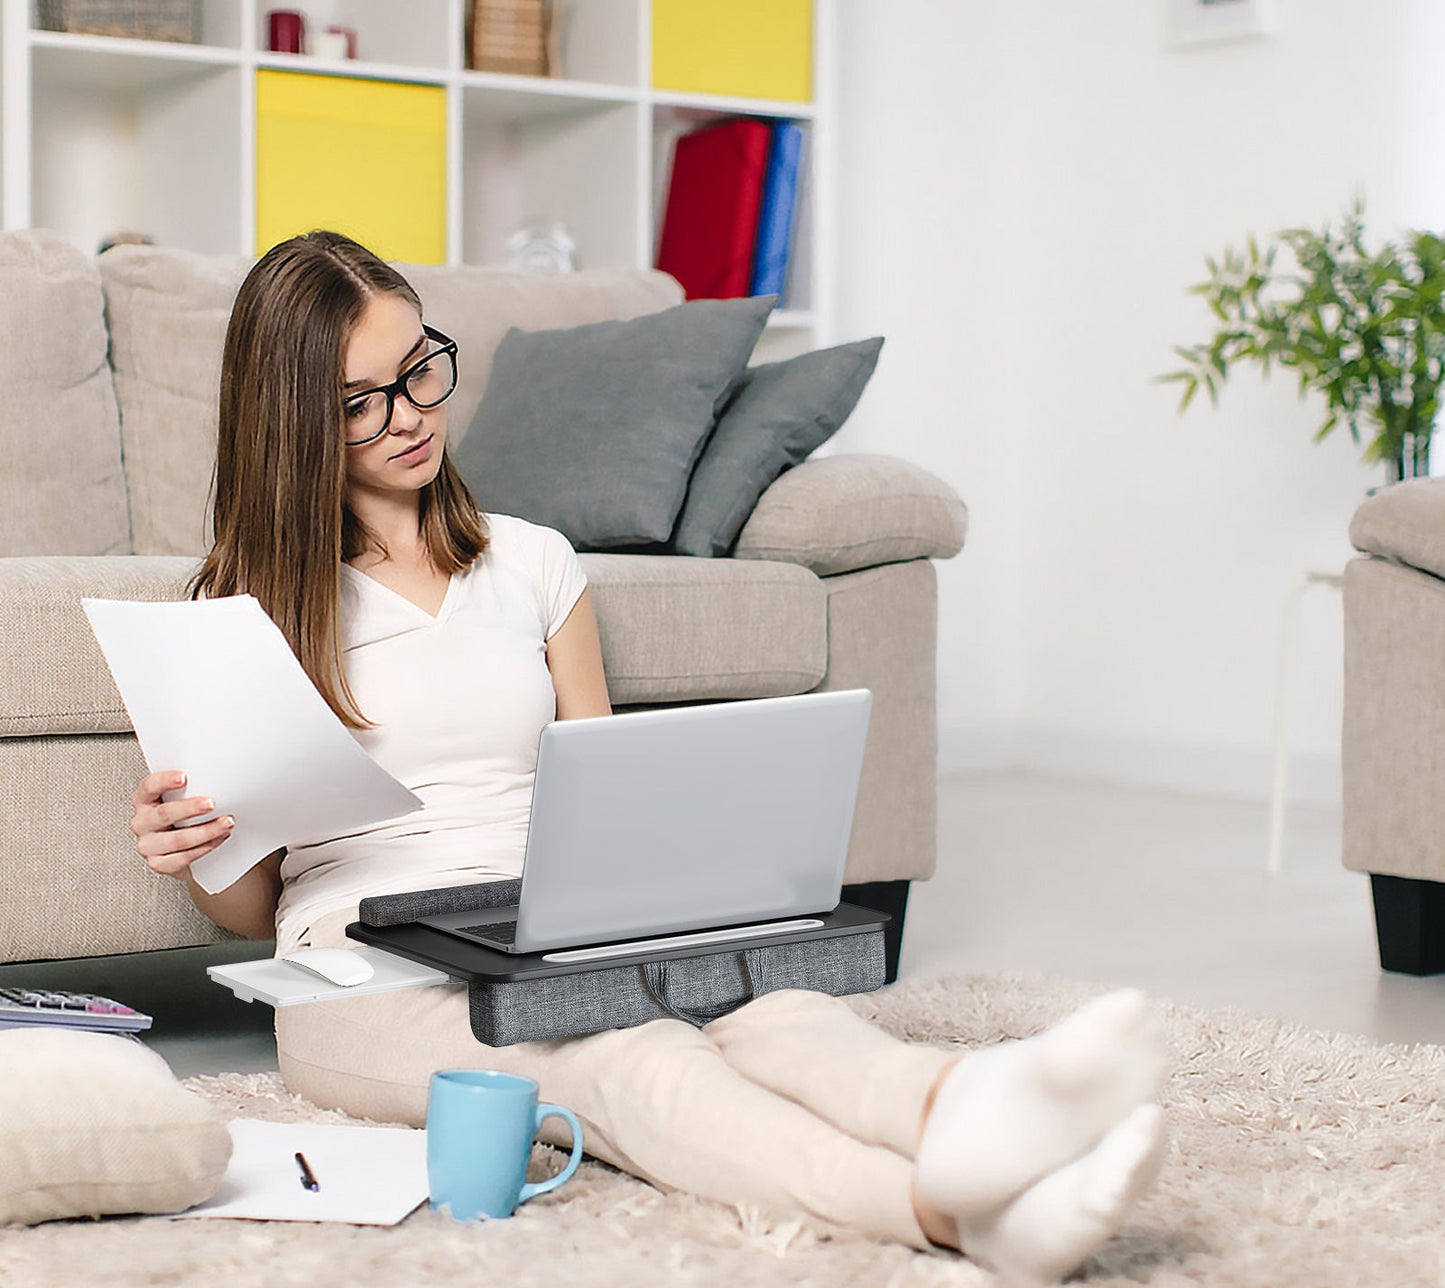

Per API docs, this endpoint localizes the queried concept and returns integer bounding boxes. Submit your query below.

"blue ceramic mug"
[426,1070,583,1220]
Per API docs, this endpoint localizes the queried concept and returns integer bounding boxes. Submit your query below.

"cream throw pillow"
[0,1029,232,1226]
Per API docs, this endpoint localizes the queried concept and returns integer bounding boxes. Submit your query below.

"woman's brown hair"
[189,230,487,727]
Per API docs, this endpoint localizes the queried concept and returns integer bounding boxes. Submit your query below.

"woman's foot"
[914,988,1167,1218]
[956,1103,1169,1285]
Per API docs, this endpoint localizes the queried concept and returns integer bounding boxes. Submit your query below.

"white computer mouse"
[281,947,375,987]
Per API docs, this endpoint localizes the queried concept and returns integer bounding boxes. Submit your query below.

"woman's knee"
[277,1040,431,1127]
[707,987,853,1038]
[551,1018,722,1121]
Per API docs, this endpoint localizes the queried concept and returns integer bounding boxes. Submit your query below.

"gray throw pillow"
[453,295,775,549]
[670,337,884,558]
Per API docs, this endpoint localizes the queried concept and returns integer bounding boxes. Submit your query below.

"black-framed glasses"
[343,325,459,446]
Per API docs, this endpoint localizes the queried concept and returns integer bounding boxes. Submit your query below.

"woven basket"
[37,0,198,42]
[467,0,554,77]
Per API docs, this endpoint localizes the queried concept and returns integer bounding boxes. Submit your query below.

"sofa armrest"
[1349,477,1445,582]
[0,556,197,737]
[732,454,967,577]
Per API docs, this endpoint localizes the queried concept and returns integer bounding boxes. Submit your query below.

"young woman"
[129,231,1168,1281]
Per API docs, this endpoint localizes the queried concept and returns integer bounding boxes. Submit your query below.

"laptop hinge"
[540,918,825,964]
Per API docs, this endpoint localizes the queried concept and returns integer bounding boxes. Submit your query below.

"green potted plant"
[1165,198,1445,482]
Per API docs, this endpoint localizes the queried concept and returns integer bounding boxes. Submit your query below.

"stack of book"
[656,117,806,304]
[467,0,554,76]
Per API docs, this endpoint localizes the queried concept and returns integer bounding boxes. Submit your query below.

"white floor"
[6,769,1444,1077]
[905,770,1445,1046]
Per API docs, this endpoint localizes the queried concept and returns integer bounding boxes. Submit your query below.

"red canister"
[267,10,306,54]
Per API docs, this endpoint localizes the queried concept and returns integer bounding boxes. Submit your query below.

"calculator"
[0,988,153,1033]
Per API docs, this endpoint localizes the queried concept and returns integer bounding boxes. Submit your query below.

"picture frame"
[1165,0,1274,48]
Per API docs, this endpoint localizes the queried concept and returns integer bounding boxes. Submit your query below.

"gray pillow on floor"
[454,295,775,549]
[671,337,884,558]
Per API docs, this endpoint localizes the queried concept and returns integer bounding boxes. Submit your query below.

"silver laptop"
[418,689,871,959]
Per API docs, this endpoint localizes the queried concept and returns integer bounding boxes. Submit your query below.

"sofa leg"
[1370,874,1445,975]
[841,879,910,985]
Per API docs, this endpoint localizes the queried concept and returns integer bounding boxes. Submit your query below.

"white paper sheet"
[176,1119,429,1225]
[84,595,421,894]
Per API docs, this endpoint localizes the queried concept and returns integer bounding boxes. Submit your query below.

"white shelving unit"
[0,0,834,353]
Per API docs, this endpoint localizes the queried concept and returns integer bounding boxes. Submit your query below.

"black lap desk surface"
[345,902,889,984]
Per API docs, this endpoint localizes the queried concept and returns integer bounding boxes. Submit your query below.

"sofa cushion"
[671,337,884,558]
[0,553,823,736]
[734,454,969,577]
[453,295,775,549]
[98,244,685,556]
[0,556,196,738]
[0,231,130,557]
[406,266,683,441]
[1349,476,1445,582]
[0,1028,231,1226]
[569,553,827,704]
[98,245,250,557]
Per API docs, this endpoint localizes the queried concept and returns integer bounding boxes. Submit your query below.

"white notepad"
[83,594,422,894]
[176,1119,429,1225]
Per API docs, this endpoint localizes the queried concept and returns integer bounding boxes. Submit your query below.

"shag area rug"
[4,972,1445,1288]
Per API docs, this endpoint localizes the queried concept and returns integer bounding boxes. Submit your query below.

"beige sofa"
[1344,478,1445,974]
[0,230,966,980]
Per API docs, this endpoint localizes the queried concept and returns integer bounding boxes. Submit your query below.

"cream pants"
[275,908,953,1248]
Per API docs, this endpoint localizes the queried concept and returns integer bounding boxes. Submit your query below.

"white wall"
[832,0,1445,804]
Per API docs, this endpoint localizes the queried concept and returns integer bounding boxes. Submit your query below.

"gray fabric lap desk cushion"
[348,882,888,983]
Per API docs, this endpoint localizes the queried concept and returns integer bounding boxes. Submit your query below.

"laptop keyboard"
[458,920,517,945]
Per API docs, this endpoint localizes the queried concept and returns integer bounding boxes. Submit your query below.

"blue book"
[749,120,805,300]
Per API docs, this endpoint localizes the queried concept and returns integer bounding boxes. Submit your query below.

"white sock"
[914,988,1167,1217]
[957,1103,1169,1286]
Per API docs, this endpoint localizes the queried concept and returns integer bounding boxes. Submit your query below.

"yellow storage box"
[652,0,812,104]
[255,71,447,263]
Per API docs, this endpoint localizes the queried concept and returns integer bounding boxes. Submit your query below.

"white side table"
[1266,569,1345,874]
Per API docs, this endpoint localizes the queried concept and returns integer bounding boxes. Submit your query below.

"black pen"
[295,1151,319,1192]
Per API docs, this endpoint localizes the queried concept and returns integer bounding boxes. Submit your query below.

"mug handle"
[518,1104,583,1204]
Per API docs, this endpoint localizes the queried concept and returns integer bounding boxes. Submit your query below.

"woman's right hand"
[129,771,236,880]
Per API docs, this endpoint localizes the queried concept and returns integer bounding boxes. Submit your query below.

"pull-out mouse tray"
[207,947,451,1007]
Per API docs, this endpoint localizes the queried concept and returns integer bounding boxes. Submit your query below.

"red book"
[656,117,773,300]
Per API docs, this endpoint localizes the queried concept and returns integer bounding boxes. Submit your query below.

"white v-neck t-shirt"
[274,513,588,954]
